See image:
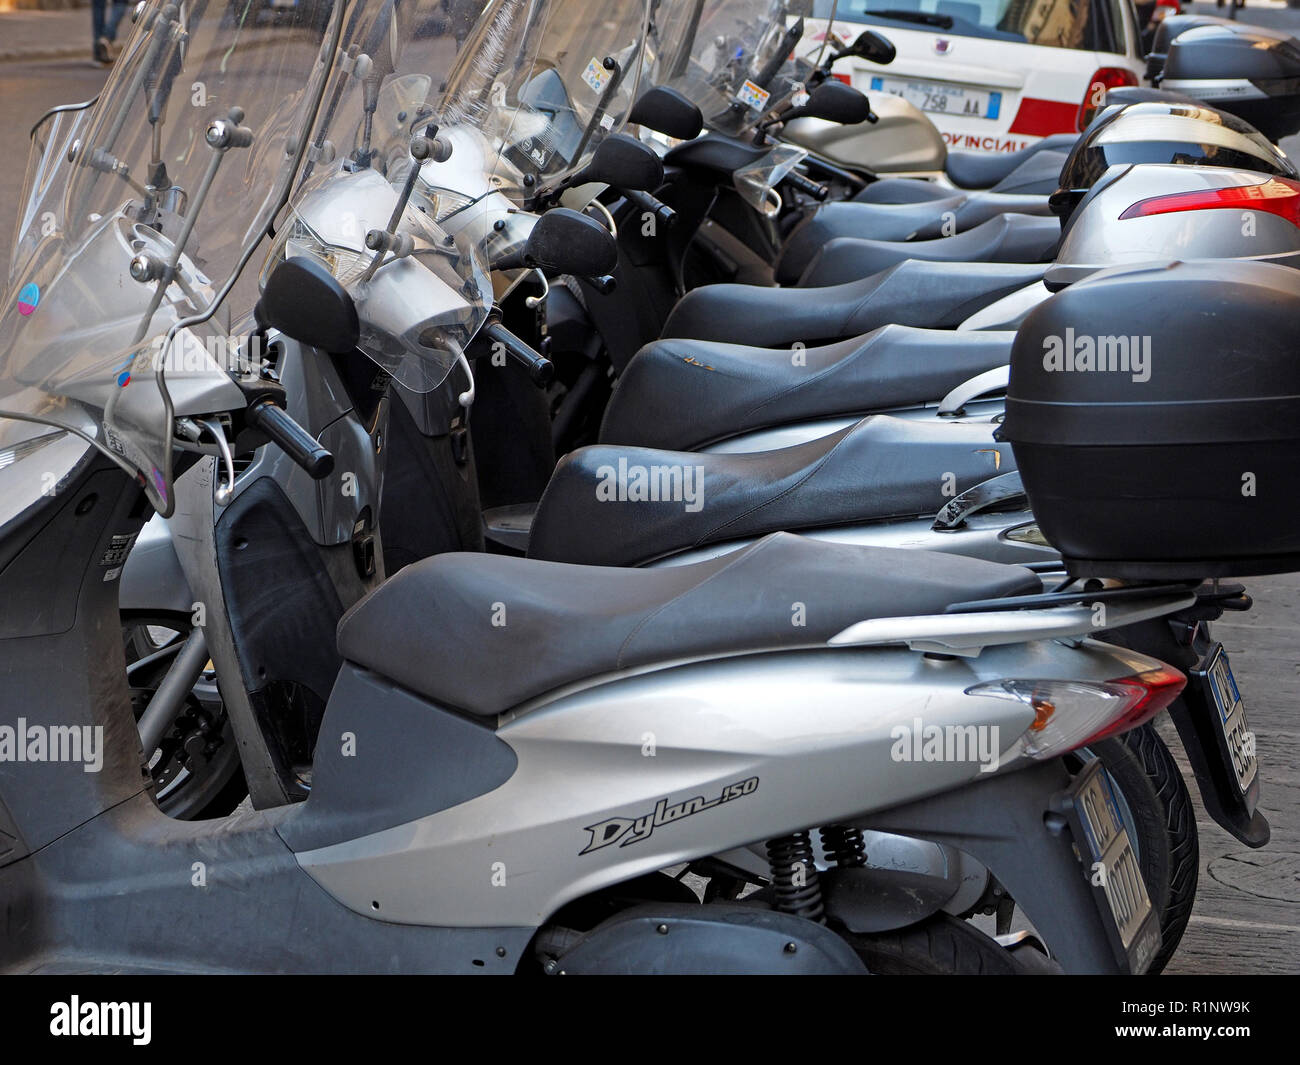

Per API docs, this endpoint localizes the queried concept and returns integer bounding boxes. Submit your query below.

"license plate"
[1069,760,1161,973]
[869,76,1001,120]
[1196,645,1258,796]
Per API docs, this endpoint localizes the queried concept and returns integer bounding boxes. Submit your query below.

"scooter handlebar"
[247,399,335,480]
[484,320,555,387]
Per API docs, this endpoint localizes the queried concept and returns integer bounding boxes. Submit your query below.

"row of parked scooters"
[0,0,1296,973]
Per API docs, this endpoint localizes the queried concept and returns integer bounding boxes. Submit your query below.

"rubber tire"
[1085,725,1198,975]
[843,913,1024,975]
[1117,723,1199,975]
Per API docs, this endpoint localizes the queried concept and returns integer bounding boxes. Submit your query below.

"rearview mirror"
[786,81,872,126]
[848,30,896,65]
[629,85,705,140]
[521,208,618,277]
[256,256,360,355]
[572,133,664,193]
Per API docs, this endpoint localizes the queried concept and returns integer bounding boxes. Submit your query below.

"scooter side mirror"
[572,133,665,192]
[628,85,705,140]
[519,208,618,277]
[786,81,872,126]
[256,256,360,355]
[848,30,896,65]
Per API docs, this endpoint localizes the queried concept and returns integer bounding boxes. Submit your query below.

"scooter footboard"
[854,760,1132,974]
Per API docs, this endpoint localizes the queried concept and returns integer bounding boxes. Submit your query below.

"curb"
[0,46,88,62]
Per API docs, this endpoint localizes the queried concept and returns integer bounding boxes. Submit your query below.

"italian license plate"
[869,76,1001,120]
[1069,759,1161,973]
[1195,644,1258,796]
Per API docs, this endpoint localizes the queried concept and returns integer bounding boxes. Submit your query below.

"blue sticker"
[17,282,39,317]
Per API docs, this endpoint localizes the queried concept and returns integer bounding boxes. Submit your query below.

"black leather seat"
[776,195,1055,284]
[530,416,1013,567]
[799,215,1059,288]
[660,259,1045,347]
[943,134,1077,188]
[601,325,1013,450]
[336,532,1040,717]
[857,148,1071,205]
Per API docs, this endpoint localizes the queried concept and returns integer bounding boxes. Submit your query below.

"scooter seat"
[336,532,1038,717]
[776,195,1054,284]
[942,134,1077,189]
[530,416,1014,568]
[661,259,1045,347]
[857,149,1071,205]
[798,215,1059,288]
[601,325,1013,450]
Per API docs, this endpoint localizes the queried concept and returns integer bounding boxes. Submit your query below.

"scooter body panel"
[289,640,1138,928]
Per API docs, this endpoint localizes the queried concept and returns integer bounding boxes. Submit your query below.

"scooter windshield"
[0,0,342,516]
[430,0,652,197]
[261,0,649,394]
[647,0,837,137]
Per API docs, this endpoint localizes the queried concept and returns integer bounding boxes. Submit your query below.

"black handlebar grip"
[484,321,554,387]
[625,188,677,230]
[248,400,334,480]
[786,171,830,201]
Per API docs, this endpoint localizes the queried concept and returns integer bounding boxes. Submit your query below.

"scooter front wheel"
[122,610,246,820]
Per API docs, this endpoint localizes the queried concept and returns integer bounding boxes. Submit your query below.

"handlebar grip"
[624,189,677,230]
[247,399,334,480]
[484,321,554,387]
[786,171,830,201]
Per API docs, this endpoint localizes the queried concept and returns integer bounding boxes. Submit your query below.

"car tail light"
[1078,67,1139,131]
[1119,176,1300,228]
[966,665,1185,762]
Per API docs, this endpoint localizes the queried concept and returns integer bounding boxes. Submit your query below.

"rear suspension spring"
[766,831,825,923]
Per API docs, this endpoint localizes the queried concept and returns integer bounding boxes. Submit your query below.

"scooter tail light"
[966,665,1185,762]
[1118,177,1300,228]
[1078,67,1139,131]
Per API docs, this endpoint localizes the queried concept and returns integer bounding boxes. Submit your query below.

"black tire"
[1117,723,1199,974]
[843,913,1026,975]
[121,611,246,820]
[1079,725,1198,975]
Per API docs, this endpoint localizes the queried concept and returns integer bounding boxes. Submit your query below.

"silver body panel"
[294,637,1157,927]
[784,95,948,175]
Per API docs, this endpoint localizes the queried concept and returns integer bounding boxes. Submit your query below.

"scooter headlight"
[417,187,477,224]
[262,212,371,289]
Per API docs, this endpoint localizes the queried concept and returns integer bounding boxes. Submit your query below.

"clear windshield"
[0,0,341,515]
[427,0,652,197]
[264,0,648,391]
[647,0,837,137]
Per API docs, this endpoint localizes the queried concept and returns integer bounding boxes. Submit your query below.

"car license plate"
[1195,644,1258,796]
[869,76,1001,120]
[1069,760,1161,973]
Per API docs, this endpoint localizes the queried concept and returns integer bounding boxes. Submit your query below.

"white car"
[804,0,1148,154]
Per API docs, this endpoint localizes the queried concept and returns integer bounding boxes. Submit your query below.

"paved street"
[0,3,1297,975]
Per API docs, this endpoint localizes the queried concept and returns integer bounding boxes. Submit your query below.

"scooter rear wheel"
[842,913,1044,974]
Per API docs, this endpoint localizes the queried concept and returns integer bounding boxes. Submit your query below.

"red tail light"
[1078,67,1139,131]
[1156,0,1180,9]
[1083,664,1187,745]
[1119,176,1300,228]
